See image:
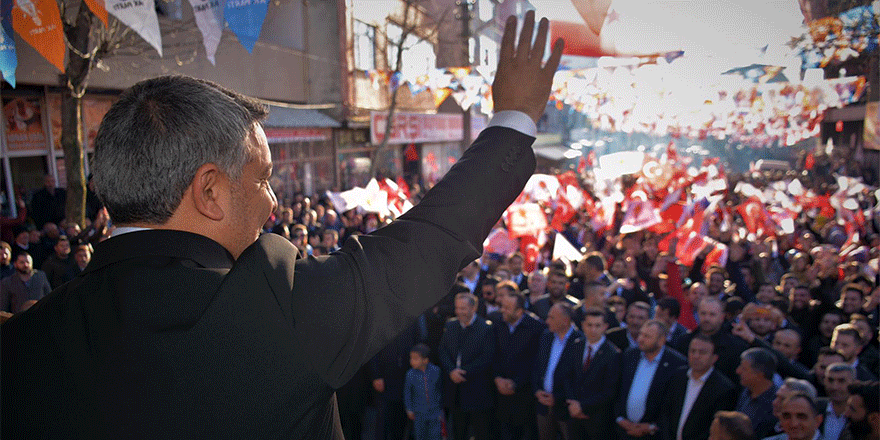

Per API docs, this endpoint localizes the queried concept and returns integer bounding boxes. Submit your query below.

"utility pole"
[456,0,473,151]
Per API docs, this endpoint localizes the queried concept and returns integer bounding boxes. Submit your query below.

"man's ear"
[190,163,226,221]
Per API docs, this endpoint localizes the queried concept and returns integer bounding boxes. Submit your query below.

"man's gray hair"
[781,378,817,401]
[93,75,267,224]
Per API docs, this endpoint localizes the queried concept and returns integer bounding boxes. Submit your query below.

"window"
[354,20,376,71]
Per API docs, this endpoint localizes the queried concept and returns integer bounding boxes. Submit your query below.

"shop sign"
[370,111,464,145]
[264,127,331,143]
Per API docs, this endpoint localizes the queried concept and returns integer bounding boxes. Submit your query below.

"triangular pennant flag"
[431,88,451,107]
[84,0,108,27]
[224,0,268,53]
[106,0,163,56]
[188,0,223,64]
[552,232,583,263]
[12,0,64,71]
[0,4,17,87]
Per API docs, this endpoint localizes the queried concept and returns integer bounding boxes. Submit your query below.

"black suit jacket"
[532,327,585,419]
[607,326,636,352]
[660,367,737,440]
[564,338,621,439]
[615,346,687,429]
[1,126,537,439]
[493,312,546,421]
[439,317,496,411]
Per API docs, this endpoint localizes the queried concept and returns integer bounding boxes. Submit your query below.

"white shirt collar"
[111,226,154,237]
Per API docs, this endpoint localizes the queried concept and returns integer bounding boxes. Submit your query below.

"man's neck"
[643,348,661,362]
[690,367,710,379]
[16,270,33,281]
[749,380,772,398]
[554,326,570,340]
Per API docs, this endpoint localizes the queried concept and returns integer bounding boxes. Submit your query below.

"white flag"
[187,0,222,64]
[106,0,162,56]
[552,232,583,264]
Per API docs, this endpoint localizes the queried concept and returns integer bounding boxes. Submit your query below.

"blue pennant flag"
[0,0,15,88]
[224,0,268,53]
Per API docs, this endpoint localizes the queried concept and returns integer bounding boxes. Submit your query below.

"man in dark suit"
[531,270,579,321]
[607,301,651,351]
[439,292,496,440]
[660,334,737,440]
[675,297,750,383]
[507,253,530,293]
[494,291,546,440]
[533,302,583,440]
[1,12,565,439]
[615,320,687,440]
[656,297,689,350]
[565,307,621,440]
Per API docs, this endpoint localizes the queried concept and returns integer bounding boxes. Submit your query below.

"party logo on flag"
[12,0,64,71]
[225,0,269,53]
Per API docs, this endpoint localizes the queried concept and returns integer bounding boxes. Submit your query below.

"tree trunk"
[61,1,93,228]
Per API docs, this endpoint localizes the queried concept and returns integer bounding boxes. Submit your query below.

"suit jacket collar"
[84,230,235,276]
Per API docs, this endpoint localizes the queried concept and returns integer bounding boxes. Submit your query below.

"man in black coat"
[530,270,579,321]
[660,334,737,440]
[439,292,496,440]
[494,291,546,440]
[675,297,749,383]
[607,301,652,351]
[615,320,687,440]
[1,12,565,439]
[565,307,621,440]
[533,302,584,440]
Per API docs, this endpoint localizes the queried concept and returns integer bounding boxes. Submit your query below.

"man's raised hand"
[492,10,565,124]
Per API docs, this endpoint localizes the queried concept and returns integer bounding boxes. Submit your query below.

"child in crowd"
[404,343,443,440]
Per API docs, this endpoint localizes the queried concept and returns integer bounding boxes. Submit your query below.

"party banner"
[0,3,16,87]
[12,0,65,71]
[188,0,222,64]
[106,0,162,56]
[224,0,269,53]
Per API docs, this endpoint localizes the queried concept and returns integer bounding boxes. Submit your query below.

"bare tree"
[368,0,449,177]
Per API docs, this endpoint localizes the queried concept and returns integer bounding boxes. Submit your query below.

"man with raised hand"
[1,12,564,439]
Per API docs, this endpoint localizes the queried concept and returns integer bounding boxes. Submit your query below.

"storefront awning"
[263,105,341,128]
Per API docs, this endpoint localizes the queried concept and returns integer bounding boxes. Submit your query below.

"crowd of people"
[3,147,877,440]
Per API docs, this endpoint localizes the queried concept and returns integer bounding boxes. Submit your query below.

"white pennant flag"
[188,0,222,64]
[552,232,583,264]
[107,0,163,56]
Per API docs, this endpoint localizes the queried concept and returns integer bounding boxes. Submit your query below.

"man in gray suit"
[1,12,564,439]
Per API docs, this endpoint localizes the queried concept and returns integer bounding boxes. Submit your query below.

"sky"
[529,0,807,78]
